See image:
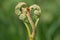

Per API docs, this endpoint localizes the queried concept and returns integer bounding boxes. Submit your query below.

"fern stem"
[24,22,31,37]
[35,18,39,27]
[26,12,36,40]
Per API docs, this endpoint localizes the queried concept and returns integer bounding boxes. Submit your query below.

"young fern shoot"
[15,2,41,40]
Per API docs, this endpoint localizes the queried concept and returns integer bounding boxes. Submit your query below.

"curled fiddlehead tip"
[29,4,41,27]
[29,4,41,24]
[15,2,27,21]
[29,4,41,16]
[15,2,41,23]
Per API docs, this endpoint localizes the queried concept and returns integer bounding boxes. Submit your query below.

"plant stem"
[24,22,33,40]
[35,18,39,27]
[26,12,36,40]
[24,22,31,37]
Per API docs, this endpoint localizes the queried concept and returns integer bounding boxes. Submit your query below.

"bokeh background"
[0,0,60,40]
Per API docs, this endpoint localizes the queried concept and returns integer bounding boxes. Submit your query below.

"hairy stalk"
[24,22,31,38]
[26,11,36,40]
[35,18,39,27]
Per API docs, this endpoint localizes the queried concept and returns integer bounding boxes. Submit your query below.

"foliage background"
[0,0,60,40]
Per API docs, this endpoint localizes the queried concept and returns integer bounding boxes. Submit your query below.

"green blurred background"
[0,0,60,40]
